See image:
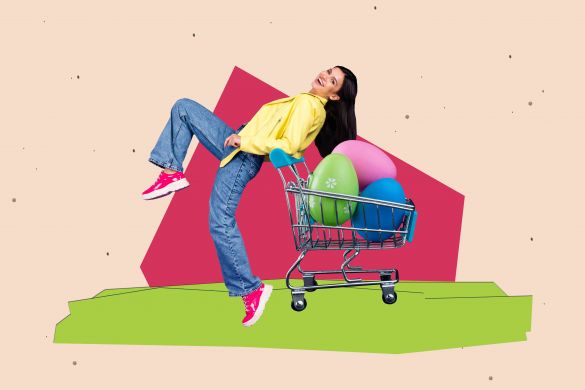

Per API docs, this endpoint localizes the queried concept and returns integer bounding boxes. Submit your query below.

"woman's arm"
[239,96,324,155]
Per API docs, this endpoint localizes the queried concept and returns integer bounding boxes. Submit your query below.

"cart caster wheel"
[305,278,318,292]
[291,298,307,312]
[382,292,398,305]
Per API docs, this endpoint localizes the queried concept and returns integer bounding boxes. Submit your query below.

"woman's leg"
[209,151,265,297]
[147,97,264,296]
[148,98,236,172]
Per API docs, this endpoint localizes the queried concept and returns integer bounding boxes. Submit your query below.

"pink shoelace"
[242,295,253,312]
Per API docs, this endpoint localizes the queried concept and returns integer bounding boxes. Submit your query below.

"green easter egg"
[308,153,359,226]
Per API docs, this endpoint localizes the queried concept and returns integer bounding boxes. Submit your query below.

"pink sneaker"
[142,170,190,200]
[242,283,273,327]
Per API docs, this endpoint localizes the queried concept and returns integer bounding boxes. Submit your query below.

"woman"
[142,66,358,327]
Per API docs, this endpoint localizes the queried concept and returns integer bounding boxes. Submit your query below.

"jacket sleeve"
[239,96,323,156]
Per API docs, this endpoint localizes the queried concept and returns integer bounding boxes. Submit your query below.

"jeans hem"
[227,280,262,297]
[148,157,183,173]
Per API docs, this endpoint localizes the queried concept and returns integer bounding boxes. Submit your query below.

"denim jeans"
[148,97,264,297]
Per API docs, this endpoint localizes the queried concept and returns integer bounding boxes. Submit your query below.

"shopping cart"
[270,148,418,311]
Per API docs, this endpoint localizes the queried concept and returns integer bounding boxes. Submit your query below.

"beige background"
[1,0,584,388]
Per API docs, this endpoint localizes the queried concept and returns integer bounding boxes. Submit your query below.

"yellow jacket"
[219,92,327,167]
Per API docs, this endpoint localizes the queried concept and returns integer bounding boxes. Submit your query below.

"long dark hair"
[315,65,358,157]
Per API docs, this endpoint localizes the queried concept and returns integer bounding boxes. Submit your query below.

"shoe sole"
[243,284,273,327]
[142,178,190,200]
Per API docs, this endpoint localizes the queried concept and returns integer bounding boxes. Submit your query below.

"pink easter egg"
[332,140,397,191]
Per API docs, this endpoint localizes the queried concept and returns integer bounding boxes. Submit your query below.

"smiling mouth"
[316,77,323,86]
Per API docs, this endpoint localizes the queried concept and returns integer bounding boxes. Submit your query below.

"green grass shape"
[55,279,531,354]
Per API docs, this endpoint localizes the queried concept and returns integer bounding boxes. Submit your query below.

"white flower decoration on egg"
[325,177,337,189]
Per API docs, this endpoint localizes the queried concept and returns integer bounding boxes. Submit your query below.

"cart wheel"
[291,298,307,312]
[382,291,398,305]
[305,278,318,292]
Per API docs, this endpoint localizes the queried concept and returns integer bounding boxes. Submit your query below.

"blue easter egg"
[351,178,407,242]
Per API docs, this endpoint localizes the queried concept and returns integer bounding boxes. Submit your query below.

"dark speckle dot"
[512,111,514,113]
[420,75,423,79]
[508,54,512,59]
[528,101,533,106]
[530,237,534,241]
[405,114,410,119]
[132,148,135,153]
[12,198,16,203]
[35,167,38,171]
[269,21,272,24]
[489,376,493,381]
[22,147,25,150]
[106,252,110,256]
[77,75,80,79]
[541,89,544,93]
[192,33,195,37]
[443,106,446,109]
[73,361,77,366]
[374,6,377,10]
[70,77,73,80]
[43,20,46,23]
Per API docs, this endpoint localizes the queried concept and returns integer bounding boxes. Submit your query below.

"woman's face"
[310,67,345,101]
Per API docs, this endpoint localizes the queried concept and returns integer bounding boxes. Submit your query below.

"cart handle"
[269,148,305,168]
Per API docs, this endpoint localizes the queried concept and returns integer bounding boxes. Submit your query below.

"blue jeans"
[148,98,264,297]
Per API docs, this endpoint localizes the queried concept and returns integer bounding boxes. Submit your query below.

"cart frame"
[270,148,418,311]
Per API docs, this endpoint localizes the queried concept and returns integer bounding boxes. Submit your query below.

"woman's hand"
[223,134,241,148]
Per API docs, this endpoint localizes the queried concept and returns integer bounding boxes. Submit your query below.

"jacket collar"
[300,92,328,106]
